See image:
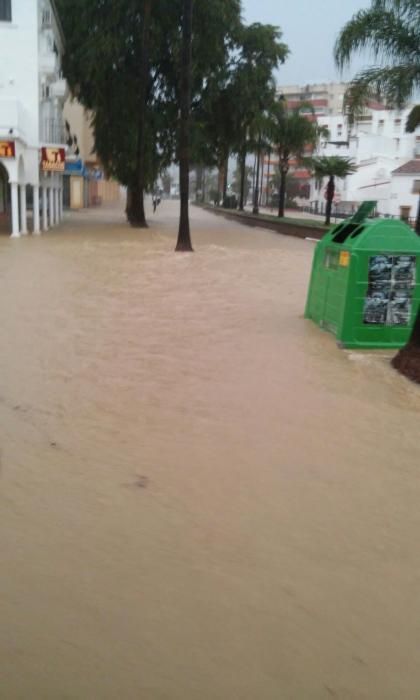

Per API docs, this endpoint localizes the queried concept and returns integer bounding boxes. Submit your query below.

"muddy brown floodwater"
[1,200,420,699]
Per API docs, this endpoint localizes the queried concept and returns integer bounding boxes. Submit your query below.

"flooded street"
[1,200,420,699]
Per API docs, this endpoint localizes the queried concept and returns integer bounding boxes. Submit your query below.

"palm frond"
[406,104,420,132]
[306,156,357,180]
[335,0,420,72]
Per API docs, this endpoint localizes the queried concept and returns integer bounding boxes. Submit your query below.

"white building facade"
[310,106,420,222]
[277,82,347,117]
[0,0,67,237]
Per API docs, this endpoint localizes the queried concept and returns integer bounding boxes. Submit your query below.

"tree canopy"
[57,0,289,242]
[334,0,420,131]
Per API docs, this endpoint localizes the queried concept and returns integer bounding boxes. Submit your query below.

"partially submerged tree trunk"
[217,165,224,206]
[392,309,420,383]
[129,0,151,228]
[127,183,146,226]
[253,136,262,215]
[239,149,246,210]
[325,175,335,225]
[278,165,287,218]
[195,165,203,201]
[201,168,206,202]
[222,155,229,205]
[266,147,271,208]
[126,187,132,222]
[259,151,265,207]
[175,0,194,252]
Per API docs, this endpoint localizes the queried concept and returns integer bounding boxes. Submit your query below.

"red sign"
[0,141,15,158]
[41,147,66,172]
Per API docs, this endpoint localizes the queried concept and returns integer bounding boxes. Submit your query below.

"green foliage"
[56,0,290,229]
[406,105,420,133]
[334,0,420,124]
[268,100,328,216]
[307,156,357,224]
[308,156,357,183]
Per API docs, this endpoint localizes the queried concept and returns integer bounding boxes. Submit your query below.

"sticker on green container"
[363,255,416,326]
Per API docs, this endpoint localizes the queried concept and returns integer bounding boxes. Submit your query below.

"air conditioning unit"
[42,9,52,28]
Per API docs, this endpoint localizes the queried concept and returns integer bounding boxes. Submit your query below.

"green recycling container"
[305,202,420,349]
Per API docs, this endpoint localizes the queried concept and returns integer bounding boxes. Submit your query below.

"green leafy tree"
[268,100,328,218]
[334,0,420,132]
[58,0,243,235]
[308,156,357,225]
[57,0,168,227]
[232,23,289,210]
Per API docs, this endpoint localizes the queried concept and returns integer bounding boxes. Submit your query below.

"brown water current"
[1,200,420,699]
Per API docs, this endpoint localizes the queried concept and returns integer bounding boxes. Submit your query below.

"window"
[378,119,385,132]
[337,123,343,137]
[394,138,400,151]
[0,0,11,21]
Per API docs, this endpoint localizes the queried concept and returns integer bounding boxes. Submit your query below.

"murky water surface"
[1,201,420,699]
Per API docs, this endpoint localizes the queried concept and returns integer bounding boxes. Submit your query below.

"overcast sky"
[241,0,372,85]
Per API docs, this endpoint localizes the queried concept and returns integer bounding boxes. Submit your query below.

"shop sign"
[41,147,66,172]
[0,141,15,158]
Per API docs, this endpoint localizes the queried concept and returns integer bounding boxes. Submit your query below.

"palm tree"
[334,0,420,132]
[309,156,357,226]
[175,0,194,252]
[268,99,328,218]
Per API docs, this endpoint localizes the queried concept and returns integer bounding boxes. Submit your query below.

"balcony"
[39,51,59,77]
[41,8,52,28]
[40,118,66,145]
[0,98,30,143]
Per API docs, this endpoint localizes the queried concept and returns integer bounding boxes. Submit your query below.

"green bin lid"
[349,201,377,223]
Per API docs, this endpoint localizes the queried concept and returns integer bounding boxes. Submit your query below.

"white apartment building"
[310,106,420,221]
[277,82,347,117]
[0,0,67,237]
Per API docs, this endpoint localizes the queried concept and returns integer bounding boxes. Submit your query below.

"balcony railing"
[41,118,66,145]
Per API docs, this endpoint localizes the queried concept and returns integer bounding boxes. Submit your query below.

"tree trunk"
[129,0,151,228]
[195,165,203,201]
[416,194,420,235]
[127,183,146,225]
[222,155,229,205]
[251,153,257,204]
[239,149,246,211]
[175,0,194,252]
[259,151,264,207]
[201,168,206,202]
[217,165,224,206]
[325,175,335,225]
[266,148,271,208]
[126,187,132,222]
[253,136,261,215]
[278,165,287,218]
[392,308,420,383]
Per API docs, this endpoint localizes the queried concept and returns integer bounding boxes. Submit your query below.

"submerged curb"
[193,203,329,241]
